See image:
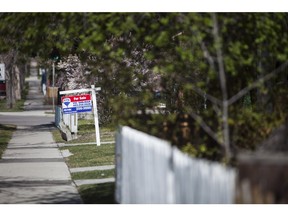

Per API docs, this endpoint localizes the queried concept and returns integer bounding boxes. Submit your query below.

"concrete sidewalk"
[0,63,82,204]
[0,125,82,204]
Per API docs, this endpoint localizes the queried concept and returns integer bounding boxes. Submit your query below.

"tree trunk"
[6,64,16,108]
[14,65,21,100]
[3,50,18,108]
[212,13,232,161]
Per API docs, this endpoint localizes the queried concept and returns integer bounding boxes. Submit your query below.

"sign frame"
[60,85,101,146]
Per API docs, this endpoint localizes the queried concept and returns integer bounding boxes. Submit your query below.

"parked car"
[0,81,6,96]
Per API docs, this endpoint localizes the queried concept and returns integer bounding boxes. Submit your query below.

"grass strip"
[73,121,115,143]
[51,128,64,143]
[71,169,115,180]
[60,144,115,168]
[77,183,116,204]
[0,124,16,158]
[51,125,115,144]
[0,99,26,112]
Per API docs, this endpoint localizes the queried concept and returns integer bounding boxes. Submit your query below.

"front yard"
[52,126,116,204]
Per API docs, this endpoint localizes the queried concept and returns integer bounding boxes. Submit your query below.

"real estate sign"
[61,94,92,114]
[60,85,101,146]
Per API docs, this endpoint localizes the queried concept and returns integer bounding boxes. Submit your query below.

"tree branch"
[191,84,222,106]
[212,13,231,160]
[200,41,217,73]
[191,23,222,107]
[187,109,223,147]
[212,103,222,116]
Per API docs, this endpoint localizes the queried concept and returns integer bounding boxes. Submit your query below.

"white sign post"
[60,85,101,146]
[91,85,101,146]
[0,63,5,81]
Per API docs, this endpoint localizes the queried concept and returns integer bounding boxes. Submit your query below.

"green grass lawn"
[77,183,116,204]
[0,99,26,112]
[71,169,115,180]
[51,122,116,144]
[0,124,16,158]
[52,123,116,168]
[74,120,116,143]
[52,122,117,204]
[60,144,115,168]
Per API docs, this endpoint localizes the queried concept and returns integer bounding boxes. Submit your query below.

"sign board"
[0,64,5,81]
[61,94,92,114]
[60,86,101,146]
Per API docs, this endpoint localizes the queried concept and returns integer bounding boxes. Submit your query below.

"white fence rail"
[115,126,237,204]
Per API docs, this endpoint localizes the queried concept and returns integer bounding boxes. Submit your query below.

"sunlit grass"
[0,99,26,112]
[0,124,16,158]
[71,169,115,180]
[60,144,115,168]
[51,123,116,144]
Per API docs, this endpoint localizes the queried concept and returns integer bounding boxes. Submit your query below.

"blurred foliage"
[1,13,288,161]
[231,108,281,151]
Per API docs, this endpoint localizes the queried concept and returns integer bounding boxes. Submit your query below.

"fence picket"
[116,126,236,204]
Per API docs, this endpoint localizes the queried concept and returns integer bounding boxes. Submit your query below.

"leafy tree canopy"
[1,13,288,161]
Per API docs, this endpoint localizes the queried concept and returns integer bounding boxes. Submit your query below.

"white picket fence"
[115,126,237,204]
